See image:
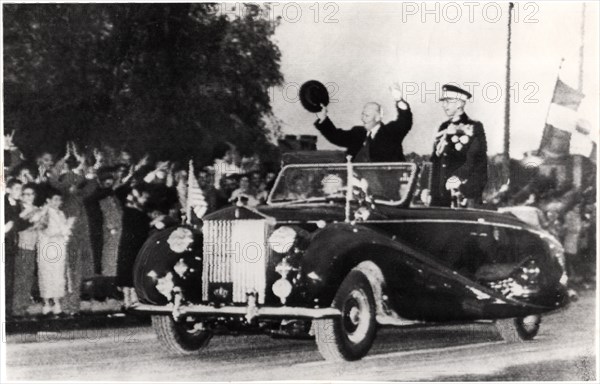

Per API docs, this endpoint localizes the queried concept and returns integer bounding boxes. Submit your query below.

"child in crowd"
[35,187,75,315]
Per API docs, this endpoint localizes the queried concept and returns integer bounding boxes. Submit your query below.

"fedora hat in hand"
[299,80,330,113]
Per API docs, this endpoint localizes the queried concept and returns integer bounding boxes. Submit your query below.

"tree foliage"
[3,3,283,164]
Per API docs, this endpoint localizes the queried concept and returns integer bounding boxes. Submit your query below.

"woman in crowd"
[11,183,42,317]
[35,187,75,315]
[116,184,151,308]
[228,174,259,207]
[48,152,96,315]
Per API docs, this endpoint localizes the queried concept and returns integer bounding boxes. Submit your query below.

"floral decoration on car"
[167,227,194,253]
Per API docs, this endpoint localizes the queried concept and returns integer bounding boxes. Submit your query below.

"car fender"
[301,223,418,309]
[301,222,555,320]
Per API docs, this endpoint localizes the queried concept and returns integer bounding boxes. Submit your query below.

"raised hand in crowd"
[134,154,151,171]
[166,162,176,187]
[3,130,27,174]
[4,130,17,151]
[93,147,105,169]
[37,164,49,183]
[4,220,15,234]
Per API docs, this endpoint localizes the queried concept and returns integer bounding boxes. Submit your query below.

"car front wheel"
[314,270,377,361]
[495,314,541,342]
[152,315,212,355]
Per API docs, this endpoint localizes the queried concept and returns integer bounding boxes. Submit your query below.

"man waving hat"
[312,83,413,162]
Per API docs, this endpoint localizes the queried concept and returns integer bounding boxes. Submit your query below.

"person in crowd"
[35,150,55,183]
[213,142,243,190]
[217,174,240,207]
[197,167,219,215]
[35,187,75,316]
[85,177,107,276]
[118,149,134,168]
[563,203,583,284]
[91,147,108,171]
[4,178,25,317]
[313,83,412,162]
[580,201,596,286]
[102,145,118,166]
[545,209,565,241]
[112,163,131,189]
[12,164,36,185]
[173,165,188,215]
[430,84,488,207]
[229,174,259,207]
[286,174,311,201]
[250,171,269,204]
[144,160,176,187]
[152,181,180,214]
[241,154,261,173]
[265,170,278,191]
[97,168,123,277]
[12,183,42,317]
[48,151,96,315]
[147,200,179,234]
[4,131,28,176]
[116,184,151,308]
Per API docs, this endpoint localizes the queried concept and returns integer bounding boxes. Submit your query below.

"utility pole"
[503,2,514,181]
[578,3,586,93]
[573,3,586,189]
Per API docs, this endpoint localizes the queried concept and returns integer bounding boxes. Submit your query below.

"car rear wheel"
[495,314,541,342]
[314,270,377,361]
[152,315,212,355]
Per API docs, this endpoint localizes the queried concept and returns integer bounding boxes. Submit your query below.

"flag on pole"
[186,160,207,223]
[539,79,588,158]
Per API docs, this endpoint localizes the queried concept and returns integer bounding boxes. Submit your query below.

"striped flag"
[539,79,589,158]
[186,160,208,222]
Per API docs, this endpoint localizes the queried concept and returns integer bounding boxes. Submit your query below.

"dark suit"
[430,113,487,207]
[4,196,26,317]
[315,102,412,162]
[116,207,150,288]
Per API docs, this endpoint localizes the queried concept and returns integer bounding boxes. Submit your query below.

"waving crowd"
[4,139,277,317]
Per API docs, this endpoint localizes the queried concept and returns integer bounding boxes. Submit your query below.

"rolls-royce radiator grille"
[202,219,271,304]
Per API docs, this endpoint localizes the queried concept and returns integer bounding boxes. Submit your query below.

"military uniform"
[430,86,487,207]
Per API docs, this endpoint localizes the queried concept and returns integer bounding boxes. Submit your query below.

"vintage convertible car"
[132,160,569,361]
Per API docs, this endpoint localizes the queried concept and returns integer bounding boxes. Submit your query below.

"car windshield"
[268,163,417,206]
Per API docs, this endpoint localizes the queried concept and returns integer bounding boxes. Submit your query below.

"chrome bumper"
[131,303,341,320]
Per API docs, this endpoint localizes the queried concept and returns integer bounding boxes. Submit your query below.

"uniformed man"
[430,84,487,207]
[313,83,413,162]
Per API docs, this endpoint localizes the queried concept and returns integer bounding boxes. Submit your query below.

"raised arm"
[314,104,363,148]
[384,83,413,141]
[315,118,363,148]
[385,100,413,142]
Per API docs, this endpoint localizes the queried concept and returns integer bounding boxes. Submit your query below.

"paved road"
[4,290,596,381]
